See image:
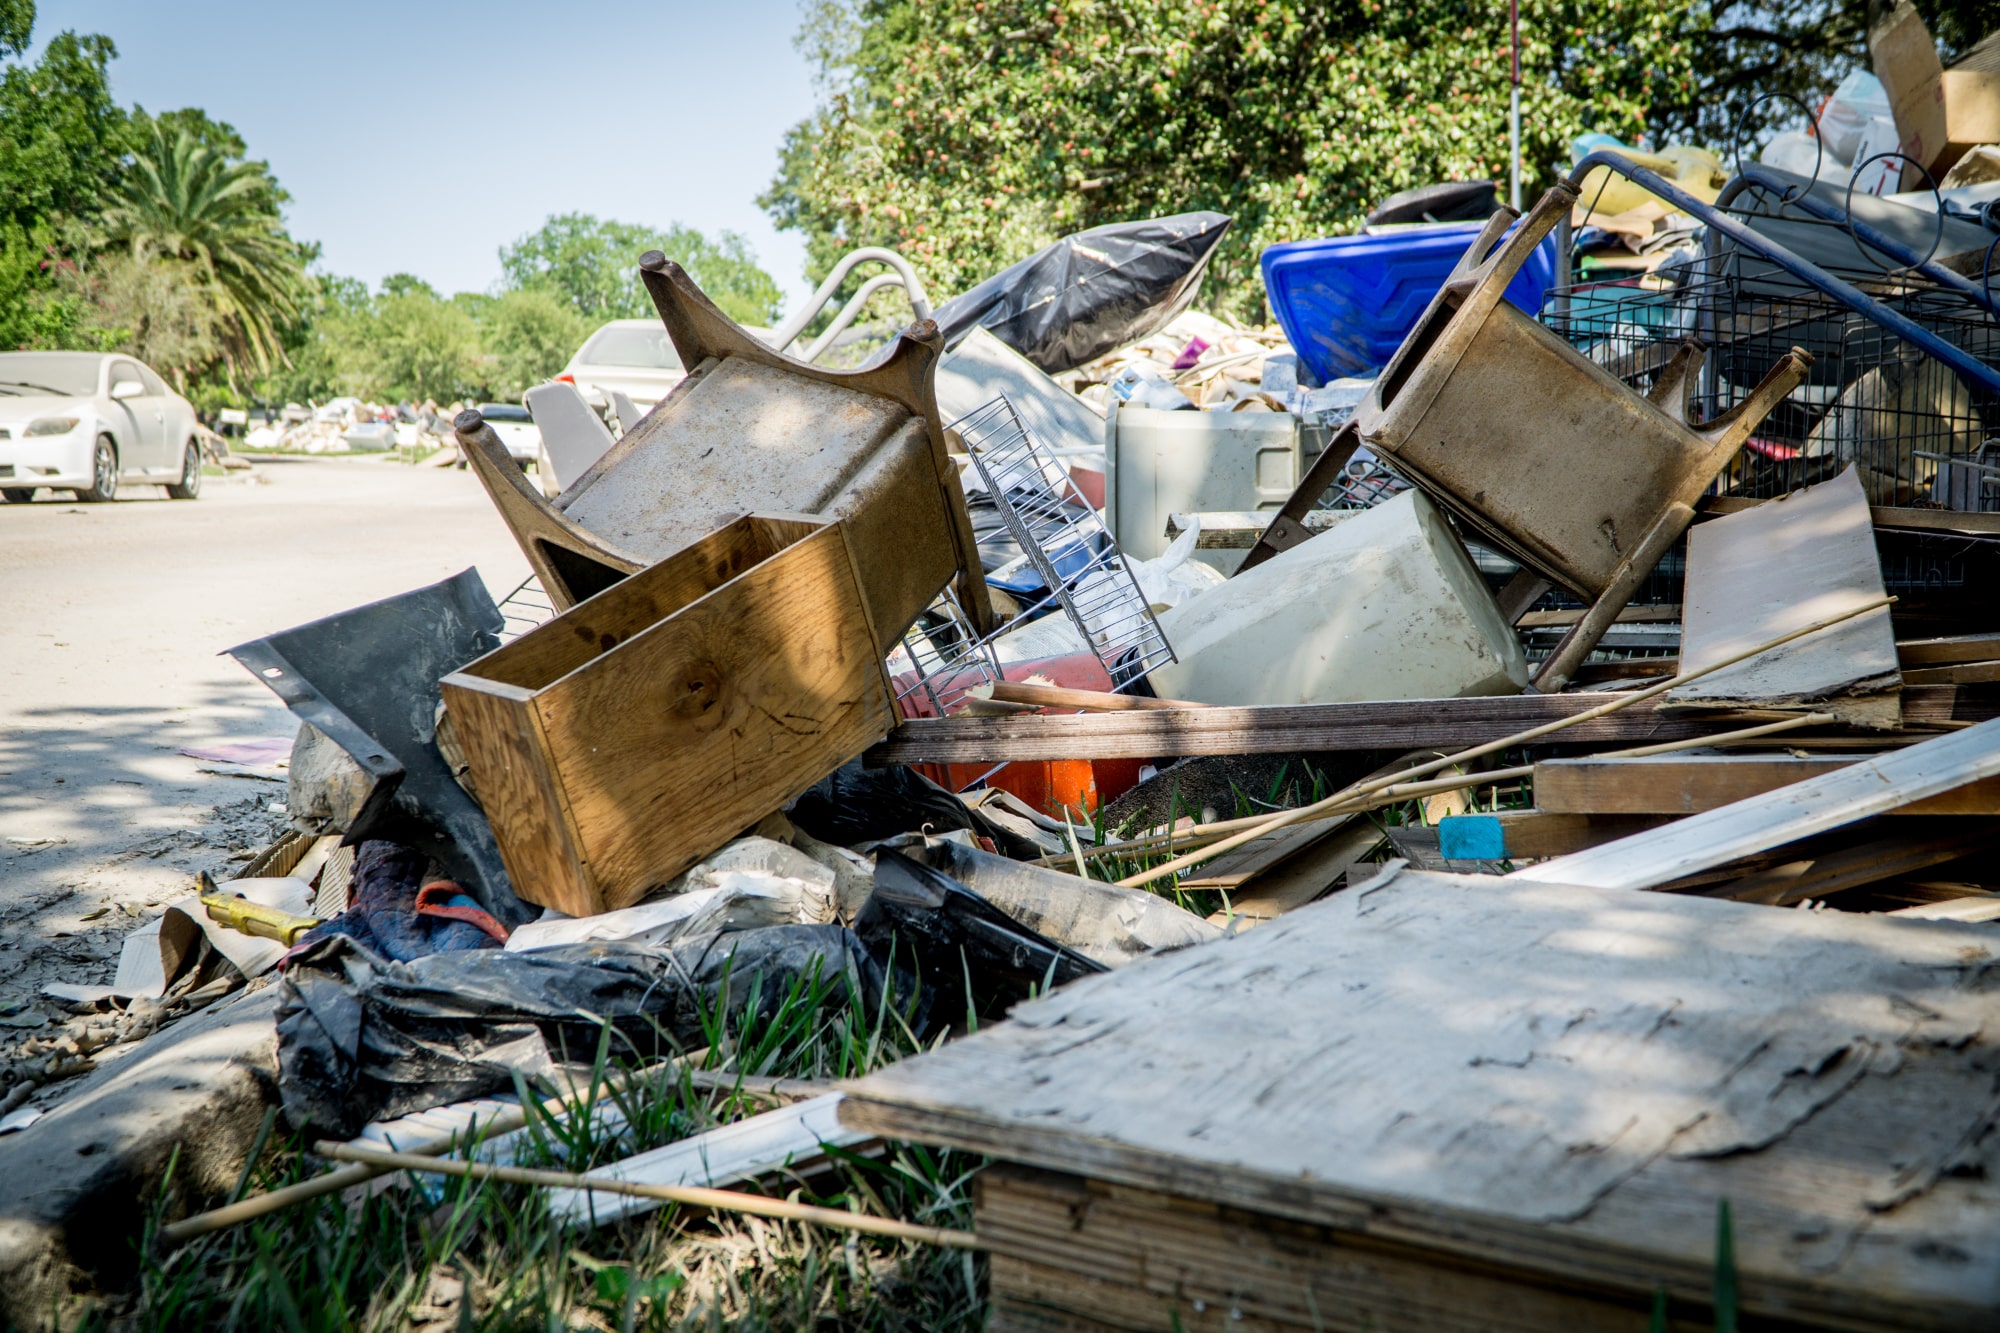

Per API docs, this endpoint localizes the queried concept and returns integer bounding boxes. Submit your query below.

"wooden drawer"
[442,514,892,916]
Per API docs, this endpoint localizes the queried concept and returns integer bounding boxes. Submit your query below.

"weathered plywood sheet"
[1668,465,1900,724]
[842,867,2000,1323]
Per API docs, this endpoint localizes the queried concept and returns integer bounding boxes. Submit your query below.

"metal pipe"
[768,247,934,353]
[1717,164,1999,319]
[1509,0,1522,211]
[796,273,913,363]
[1568,150,2000,397]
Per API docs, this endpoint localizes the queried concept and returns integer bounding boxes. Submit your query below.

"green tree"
[97,126,308,376]
[764,0,1998,320]
[0,26,125,233]
[62,249,222,385]
[499,212,784,325]
[479,286,588,399]
[359,286,482,402]
[762,0,1713,320]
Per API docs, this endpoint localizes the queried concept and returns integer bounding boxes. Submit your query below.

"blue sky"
[33,0,819,301]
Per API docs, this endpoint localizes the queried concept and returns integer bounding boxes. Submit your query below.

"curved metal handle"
[768,246,934,353]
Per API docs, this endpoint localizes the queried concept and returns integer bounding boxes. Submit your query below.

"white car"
[476,403,543,466]
[556,320,686,409]
[0,352,202,503]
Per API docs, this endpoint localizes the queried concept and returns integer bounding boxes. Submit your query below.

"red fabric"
[414,880,511,944]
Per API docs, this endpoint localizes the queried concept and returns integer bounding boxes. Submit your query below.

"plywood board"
[1668,466,1900,725]
[843,866,2000,1329]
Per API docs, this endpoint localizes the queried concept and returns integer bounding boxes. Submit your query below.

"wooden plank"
[1534,754,2000,816]
[1712,821,1998,907]
[841,867,2000,1329]
[1899,632,2000,666]
[868,695,1742,765]
[1515,604,1680,629]
[1436,810,1668,860]
[866,684,1979,765]
[1667,467,1901,726]
[1704,495,2000,538]
[1509,716,2000,891]
[1905,659,2000,685]
[1206,820,1383,923]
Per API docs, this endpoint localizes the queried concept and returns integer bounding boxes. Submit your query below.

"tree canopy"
[761,0,1994,320]
[499,212,784,326]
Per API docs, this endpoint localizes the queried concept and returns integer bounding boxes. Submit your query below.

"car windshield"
[479,404,532,423]
[581,326,682,371]
[0,352,99,397]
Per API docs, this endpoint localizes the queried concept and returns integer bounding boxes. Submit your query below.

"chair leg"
[1531,503,1692,693]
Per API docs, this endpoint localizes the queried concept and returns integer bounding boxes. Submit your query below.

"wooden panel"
[982,1166,1691,1333]
[1535,754,2000,816]
[468,519,782,691]
[865,685,1980,764]
[436,681,591,912]
[1668,466,1900,725]
[532,523,891,910]
[842,867,2000,1329]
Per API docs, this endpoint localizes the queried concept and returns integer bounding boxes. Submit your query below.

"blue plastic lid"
[1261,222,1560,384]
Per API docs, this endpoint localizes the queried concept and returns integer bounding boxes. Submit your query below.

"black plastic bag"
[855,850,1105,1035]
[788,762,1045,859]
[788,762,976,846]
[932,213,1233,373]
[275,924,878,1138]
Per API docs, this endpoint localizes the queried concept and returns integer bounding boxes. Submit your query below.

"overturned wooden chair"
[1350,182,1812,691]
[456,254,993,652]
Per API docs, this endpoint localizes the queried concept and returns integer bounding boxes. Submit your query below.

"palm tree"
[97,127,308,377]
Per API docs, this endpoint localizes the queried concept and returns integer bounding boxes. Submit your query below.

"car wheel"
[0,488,33,503]
[77,436,118,503]
[164,441,202,499]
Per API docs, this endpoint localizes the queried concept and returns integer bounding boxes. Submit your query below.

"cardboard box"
[1870,0,1948,186]
[1940,67,2000,177]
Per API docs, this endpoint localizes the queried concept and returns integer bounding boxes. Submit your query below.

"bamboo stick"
[314,1142,987,1251]
[970,681,1205,712]
[1117,596,1892,888]
[1062,712,1832,868]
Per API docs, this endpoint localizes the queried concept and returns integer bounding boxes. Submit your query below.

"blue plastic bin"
[1261,223,1560,384]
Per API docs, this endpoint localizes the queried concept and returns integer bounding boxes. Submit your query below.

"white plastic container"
[1147,490,1528,706]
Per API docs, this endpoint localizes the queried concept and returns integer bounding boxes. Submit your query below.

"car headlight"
[24,417,78,436]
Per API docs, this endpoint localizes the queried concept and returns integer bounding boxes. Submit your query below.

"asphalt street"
[0,455,530,1014]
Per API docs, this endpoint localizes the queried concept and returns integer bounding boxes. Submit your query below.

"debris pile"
[9,5,2000,1326]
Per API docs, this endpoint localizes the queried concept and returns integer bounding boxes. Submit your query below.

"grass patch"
[98,960,985,1332]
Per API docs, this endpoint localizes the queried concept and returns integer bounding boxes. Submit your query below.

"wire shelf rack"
[1541,238,2000,506]
[887,588,1001,717]
[496,577,557,641]
[952,396,1175,691]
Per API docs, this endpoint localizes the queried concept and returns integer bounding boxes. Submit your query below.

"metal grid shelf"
[952,395,1175,691]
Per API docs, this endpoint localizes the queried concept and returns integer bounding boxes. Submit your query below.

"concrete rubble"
[8,7,2000,1327]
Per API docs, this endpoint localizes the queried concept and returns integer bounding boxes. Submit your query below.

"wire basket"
[951,396,1175,690]
[1541,240,2000,506]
